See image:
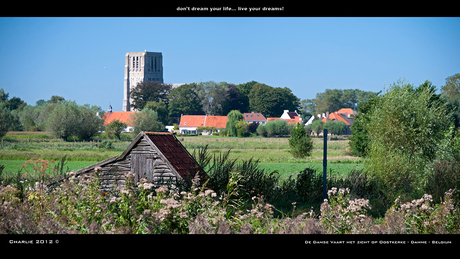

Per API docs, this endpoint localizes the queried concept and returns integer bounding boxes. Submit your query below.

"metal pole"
[323,128,328,201]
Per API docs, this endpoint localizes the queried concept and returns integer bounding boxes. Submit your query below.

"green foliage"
[235,120,250,137]
[262,120,289,137]
[248,83,299,117]
[105,119,127,140]
[130,81,172,111]
[2,156,460,234]
[324,120,347,136]
[196,81,231,115]
[46,102,103,141]
[288,122,313,158]
[366,79,450,188]
[440,73,460,100]
[304,88,377,115]
[128,108,164,136]
[168,83,204,117]
[348,95,380,157]
[225,110,243,137]
[311,119,324,136]
[46,102,80,141]
[256,123,266,137]
[144,100,170,125]
[75,104,104,141]
[0,103,13,138]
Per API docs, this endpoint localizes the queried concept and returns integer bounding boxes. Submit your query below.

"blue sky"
[1,17,459,111]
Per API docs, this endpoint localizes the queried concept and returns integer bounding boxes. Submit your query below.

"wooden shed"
[47,132,206,191]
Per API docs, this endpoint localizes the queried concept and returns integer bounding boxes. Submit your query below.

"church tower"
[123,51,163,111]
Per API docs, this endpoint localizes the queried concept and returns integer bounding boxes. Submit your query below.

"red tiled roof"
[321,113,351,125]
[320,108,357,125]
[179,115,228,129]
[143,132,207,182]
[204,116,228,129]
[179,115,205,127]
[243,112,266,121]
[266,117,300,124]
[103,111,136,126]
[337,108,358,116]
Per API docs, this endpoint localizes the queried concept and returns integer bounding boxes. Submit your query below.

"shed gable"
[46,132,205,191]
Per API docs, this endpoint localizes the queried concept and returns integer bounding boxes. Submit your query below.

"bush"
[288,122,313,158]
[46,102,103,141]
[425,153,460,204]
[128,108,164,136]
[324,120,347,136]
[105,119,127,140]
[366,79,450,189]
[256,123,266,137]
[262,120,288,137]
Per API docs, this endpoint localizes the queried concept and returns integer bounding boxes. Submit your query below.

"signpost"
[323,129,328,201]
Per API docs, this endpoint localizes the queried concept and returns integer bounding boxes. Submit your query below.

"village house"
[319,108,357,135]
[102,105,136,132]
[266,110,302,124]
[46,131,206,191]
[178,115,228,135]
[243,111,267,125]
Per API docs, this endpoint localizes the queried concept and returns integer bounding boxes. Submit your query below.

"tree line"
[130,80,301,125]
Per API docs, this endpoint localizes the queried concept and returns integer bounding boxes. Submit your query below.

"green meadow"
[0,132,362,177]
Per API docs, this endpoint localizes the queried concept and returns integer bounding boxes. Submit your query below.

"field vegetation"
[1,75,460,234]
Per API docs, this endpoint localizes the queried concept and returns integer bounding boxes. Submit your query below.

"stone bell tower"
[123,51,163,112]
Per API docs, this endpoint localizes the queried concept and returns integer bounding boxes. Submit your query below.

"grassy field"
[0,132,362,177]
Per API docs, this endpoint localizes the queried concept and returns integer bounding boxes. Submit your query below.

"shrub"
[46,102,103,141]
[128,108,164,136]
[225,110,243,137]
[288,122,313,158]
[366,79,450,189]
[105,119,127,140]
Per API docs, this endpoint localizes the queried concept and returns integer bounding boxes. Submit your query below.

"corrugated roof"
[103,111,136,126]
[143,132,206,182]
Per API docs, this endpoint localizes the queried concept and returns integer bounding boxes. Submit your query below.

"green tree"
[75,104,104,141]
[145,100,170,125]
[248,83,299,117]
[196,81,230,115]
[130,81,172,110]
[168,83,204,117]
[105,119,127,140]
[307,89,377,115]
[256,123,266,137]
[288,122,313,158]
[264,119,288,137]
[237,80,258,113]
[46,102,80,141]
[348,95,381,157]
[46,102,103,141]
[235,120,250,137]
[225,110,243,137]
[324,120,347,136]
[441,73,460,100]
[128,108,164,136]
[311,119,324,136]
[366,79,450,188]
[0,103,12,138]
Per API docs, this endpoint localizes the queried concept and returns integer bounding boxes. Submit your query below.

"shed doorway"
[131,152,156,183]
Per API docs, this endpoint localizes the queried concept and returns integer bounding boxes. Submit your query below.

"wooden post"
[323,128,328,201]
